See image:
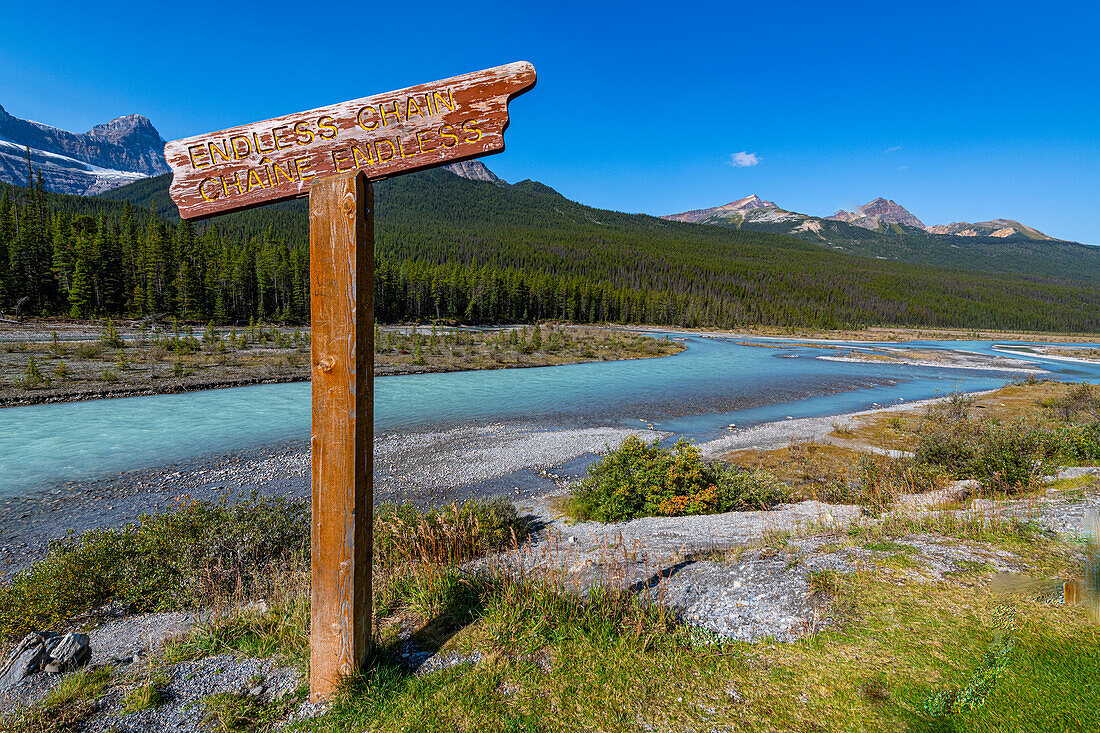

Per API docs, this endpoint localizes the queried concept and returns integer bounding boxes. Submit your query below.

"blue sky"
[2,1,1098,243]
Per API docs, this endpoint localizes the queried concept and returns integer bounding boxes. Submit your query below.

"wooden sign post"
[164,61,535,700]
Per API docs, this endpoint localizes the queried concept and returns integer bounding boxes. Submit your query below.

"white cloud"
[884,145,902,153]
[730,151,760,167]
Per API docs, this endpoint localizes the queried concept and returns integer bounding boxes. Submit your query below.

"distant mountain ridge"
[659,194,1097,283]
[665,194,1062,242]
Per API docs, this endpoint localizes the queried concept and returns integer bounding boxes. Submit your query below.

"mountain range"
[0,103,1097,290]
[665,194,1060,242]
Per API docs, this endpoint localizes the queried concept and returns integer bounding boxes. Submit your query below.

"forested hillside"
[704,214,1100,285]
[2,170,1099,332]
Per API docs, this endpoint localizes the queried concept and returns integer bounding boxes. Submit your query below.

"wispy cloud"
[896,165,909,171]
[884,145,903,154]
[730,151,760,167]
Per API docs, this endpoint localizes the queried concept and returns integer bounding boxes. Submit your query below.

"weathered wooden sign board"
[165,61,535,219]
[164,61,535,701]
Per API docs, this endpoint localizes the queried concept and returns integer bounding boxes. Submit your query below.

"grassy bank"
[0,321,683,406]
[4,491,1096,732]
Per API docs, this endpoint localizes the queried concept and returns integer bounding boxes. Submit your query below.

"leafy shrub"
[0,494,308,640]
[568,436,790,522]
[374,496,525,567]
[915,417,1054,492]
[0,494,521,641]
[1044,422,1100,464]
[1047,382,1100,422]
[835,455,946,514]
[74,343,101,360]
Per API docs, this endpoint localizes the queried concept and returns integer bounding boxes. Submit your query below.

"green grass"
[3,667,113,733]
[277,563,1099,732]
[120,672,169,714]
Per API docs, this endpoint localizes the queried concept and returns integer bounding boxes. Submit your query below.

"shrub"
[1046,422,1100,463]
[99,319,124,348]
[915,417,1054,492]
[74,343,101,360]
[0,494,521,641]
[827,451,950,512]
[568,436,790,522]
[374,496,525,567]
[0,494,308,640]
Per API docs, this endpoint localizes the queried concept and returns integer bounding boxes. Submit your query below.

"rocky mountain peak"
[0,104,169,195]
[828,197,924,230]
[444,160,501,183]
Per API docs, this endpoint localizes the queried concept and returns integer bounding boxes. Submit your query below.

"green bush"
[568,436,790,522]
[915,417,1055,491]
[0,494,523,641]
[374,496,525,567]
[0,494,308,640]
[1045,422,1100,464]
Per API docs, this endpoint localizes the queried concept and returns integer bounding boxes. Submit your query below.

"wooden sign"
[165,61,535,219]
[163,61,534,703]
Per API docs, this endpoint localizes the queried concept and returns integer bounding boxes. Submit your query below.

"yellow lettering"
[293,120,314,146]
[375,139,395,162]
[252,131,275,155]
[378,100,402,126]
[424,93,434,116]
[415,129,437,153]
[331,149,351,172]
[188,144,211,169]
[439,124,459,148]
[356,105,379,131]
[246,168,266,191]
[317,115,338,140]
[272,159,295,184]
[294,156,315,180]
[229,135,252,160]
[405,96,423,119]
[433,88,456,113]
[461,119,483,143]
[395,136,413,159]
[208,139,232,164]
[351,144,374,168]
[221,172,243,197]
[198,177,219,201]
[272,125,295,150]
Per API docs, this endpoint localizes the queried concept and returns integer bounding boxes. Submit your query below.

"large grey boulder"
[0,630,91,689]
[1,631,54,689]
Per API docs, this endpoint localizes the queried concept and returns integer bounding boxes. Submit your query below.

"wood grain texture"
[309,172,373,702]
[166,61,535,219]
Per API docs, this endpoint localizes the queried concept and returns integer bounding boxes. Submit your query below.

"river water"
[2,335,1098,497]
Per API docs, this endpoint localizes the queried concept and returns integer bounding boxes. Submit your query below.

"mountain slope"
[663,197,1099,284]
[3,163,1098,330]
[0,104,168,196]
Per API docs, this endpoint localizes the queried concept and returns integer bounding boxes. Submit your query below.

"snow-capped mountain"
[665,194,1061,243]
[0,104,169,195]
[0,102,505,196]
[828,197,925,230]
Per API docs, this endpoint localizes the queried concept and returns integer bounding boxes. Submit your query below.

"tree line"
[2,170,1099,332]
